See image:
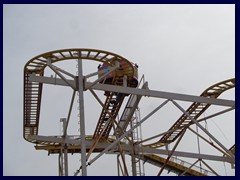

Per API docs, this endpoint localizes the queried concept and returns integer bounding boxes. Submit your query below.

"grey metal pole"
[179,159,200,176]
[77,52,87,176]
[117,155,120,176]
[130,120,137,176]
[59,151,63,176]
[64,145,69,176]
[61,118,69,176]
[63,91,76,137]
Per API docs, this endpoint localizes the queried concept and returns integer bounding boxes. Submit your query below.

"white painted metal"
[26,64,234,176]
[171,100,235,160]
[77,53,87,176]
[60,118,68,176]
[30,135,232,163]
[63,91,76,137]
[28,74,235,107]
[86,100,170,166]
[87,82,234,107]
[47,58,76,90]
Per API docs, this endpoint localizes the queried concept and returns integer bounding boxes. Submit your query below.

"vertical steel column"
[77,52,87,176]
[131,147,137,176]
[58,150,63,176]
[60,118,69,176]
[122,151,128,176]
[130,119,137,176]
[117,155,120,176]
[64,146,69,176]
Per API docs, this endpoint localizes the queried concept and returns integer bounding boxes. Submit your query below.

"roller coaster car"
[97,61,139,91]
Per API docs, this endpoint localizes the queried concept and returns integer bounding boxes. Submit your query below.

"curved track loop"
[23,48,135,143]
[24,50,234,176]
[145,78,235,148]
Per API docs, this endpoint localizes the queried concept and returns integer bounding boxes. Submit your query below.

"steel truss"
[23,48,235,176]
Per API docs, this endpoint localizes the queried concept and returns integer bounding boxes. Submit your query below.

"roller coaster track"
[23,48,135,143]
[141,154,213,176]
[31,133,214,176]
[24,49,234,176]
[33,138,217,176]
[145,78,235,148]
[93,91,125,140]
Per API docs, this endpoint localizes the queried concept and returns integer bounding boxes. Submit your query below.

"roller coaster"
[23,48,235,176]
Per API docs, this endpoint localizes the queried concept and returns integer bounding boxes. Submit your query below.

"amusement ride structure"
[23,48,235,176]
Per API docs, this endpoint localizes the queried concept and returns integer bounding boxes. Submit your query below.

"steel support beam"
[60,118,68,176]
[31,135,232,163]
[63,91,76,137]
[157,129,186,176]
[171,100,235,160]
[47,58,76,90]
[85,100,169,167]
[87,82,234,107]
[119,145,233,163]
[28,74,235,107]
[201,160,220,176]
[138,107,234,145]
[77,53,87,176]
[179,159,200,176]
[28,74,76,89]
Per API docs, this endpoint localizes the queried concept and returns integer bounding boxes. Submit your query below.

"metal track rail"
[146,78,235,148]
[31,133,231,176]
[141,154,214,176]
[23,48,135,143]
[32,138,214,176]
[34,140,215,176]
[93,92,125,140]
[24,49,234,176]
[24,73,43,143]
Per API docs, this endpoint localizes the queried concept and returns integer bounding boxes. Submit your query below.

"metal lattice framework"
[23,48,235,176]
[24,48,135,142]
[146,78,235,148]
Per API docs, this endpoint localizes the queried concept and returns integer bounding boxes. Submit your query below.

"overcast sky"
[3,4,235,176]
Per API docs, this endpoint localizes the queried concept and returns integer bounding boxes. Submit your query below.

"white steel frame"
[28,60,235,176]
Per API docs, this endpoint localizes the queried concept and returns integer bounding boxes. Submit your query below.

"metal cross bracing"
[23,48,136,142]
[23,48,235,176]
[145,78,235,148]
[93,91,125,140]
[140,154,215,176]
[115,79,147,136]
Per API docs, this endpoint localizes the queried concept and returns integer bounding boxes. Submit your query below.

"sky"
[3,4,235,176]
